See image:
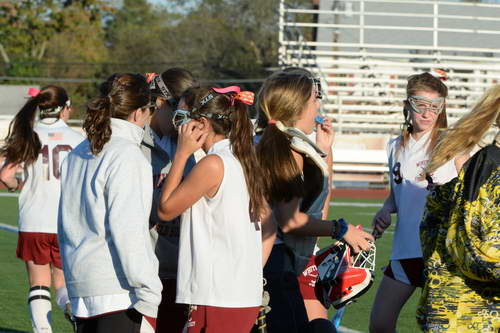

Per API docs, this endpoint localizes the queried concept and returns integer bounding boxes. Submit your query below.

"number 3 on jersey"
[40,144,72,180]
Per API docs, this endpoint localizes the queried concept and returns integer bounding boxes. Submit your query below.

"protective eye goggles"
[311,77,323,100]
[172,109,192,128]
[141,103,157,115]
[172,109,229,129]
[407,96,445,115]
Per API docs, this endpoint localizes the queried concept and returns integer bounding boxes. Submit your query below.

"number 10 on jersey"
[40,144,72,180]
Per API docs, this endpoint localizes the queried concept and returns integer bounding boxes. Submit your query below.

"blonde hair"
[256,71,315,204]
[427,84,500,174]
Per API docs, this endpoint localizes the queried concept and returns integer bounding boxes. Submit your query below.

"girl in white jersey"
[255,71,373,333]
[158,86,276,333]
[369,71,468,333]
[58,74,162,333]
[0,85,84,333]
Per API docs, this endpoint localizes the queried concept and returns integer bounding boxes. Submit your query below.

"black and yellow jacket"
[417,142,500,332]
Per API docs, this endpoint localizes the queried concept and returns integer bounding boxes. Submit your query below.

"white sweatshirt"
[58,118,162,318]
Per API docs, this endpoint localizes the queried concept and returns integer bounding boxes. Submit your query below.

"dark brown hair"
[402,72,448,153]
[255,72,314,204]
[160,68,198,100]
[183,87,266,218]
[84,73,150,155]
[0,85,69,165]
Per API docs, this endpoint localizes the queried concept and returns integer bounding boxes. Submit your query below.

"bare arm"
[157,122,219,221]
[260,204,277,265]
[0,161,21,192]
[322,147,333,220]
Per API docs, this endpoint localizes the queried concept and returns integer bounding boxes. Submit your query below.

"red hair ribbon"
[28,88,41,97]
[429,69,448,81]
[235,91,254,105]
[268,120,277,125]
[145,72,158,84]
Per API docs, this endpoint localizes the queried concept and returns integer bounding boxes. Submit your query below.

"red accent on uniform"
[16,232,62,269]
[186,305,260,333]
[298,255,320,301]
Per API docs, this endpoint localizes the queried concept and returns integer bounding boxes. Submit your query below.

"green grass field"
[0,194,420,333]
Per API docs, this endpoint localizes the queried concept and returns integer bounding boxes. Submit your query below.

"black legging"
[76,309,144,333]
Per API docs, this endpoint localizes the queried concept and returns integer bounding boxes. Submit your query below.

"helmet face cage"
[352,241,376,272]
[315,241,376,309]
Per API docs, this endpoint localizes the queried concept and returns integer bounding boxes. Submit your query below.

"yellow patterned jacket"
[417,143,500,332]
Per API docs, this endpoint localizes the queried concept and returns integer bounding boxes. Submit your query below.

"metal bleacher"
[278,0,500,187]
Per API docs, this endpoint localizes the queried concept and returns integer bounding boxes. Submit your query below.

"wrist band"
[335,218,349,240]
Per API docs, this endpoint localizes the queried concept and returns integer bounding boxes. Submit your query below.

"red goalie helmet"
[314,236,376,309]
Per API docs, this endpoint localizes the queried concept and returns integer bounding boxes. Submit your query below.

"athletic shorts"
[185,305,260,333]
[297,255,320,301]
[75,309,156,333]
[383,258,424,288]
[16,232,62,269]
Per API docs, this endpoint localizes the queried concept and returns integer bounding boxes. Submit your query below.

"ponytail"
[1,85,69,166]
[229,101,266,218]
[84,73,151,155]
[256,124,305,204]
[83,97,112,155]
[0,98,41,165]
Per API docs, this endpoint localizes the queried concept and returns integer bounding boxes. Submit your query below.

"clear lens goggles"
[311,78,323,100]
[408,96,445,115]
[172,109,192,128]
[142,103,157,114]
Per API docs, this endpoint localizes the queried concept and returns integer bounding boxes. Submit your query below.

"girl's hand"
[176,121,208,157]
[372,207,392,237]
[316,116,335,152]
[342,224,374,253]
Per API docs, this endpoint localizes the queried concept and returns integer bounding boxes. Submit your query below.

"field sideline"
[0,194,420,333]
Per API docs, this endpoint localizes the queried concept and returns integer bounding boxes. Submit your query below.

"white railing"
[279,0,500,135]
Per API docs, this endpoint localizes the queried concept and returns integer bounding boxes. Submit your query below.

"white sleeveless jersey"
[387,131,457,260]
[176,139,263,307]
[18,119,84,233]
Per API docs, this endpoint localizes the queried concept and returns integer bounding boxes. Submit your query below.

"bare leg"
[26,261,52,287]
[304,299,328,320]
[369,275,416,333]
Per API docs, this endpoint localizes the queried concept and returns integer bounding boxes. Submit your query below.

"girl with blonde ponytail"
[0,85,84,332]
[418,84,500,332]
[256,70,373,333]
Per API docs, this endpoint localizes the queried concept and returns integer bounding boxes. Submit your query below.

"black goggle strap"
[311,77,323,99]
[153,75,173,100]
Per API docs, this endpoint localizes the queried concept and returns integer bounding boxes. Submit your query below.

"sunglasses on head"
[407,96,445,115]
